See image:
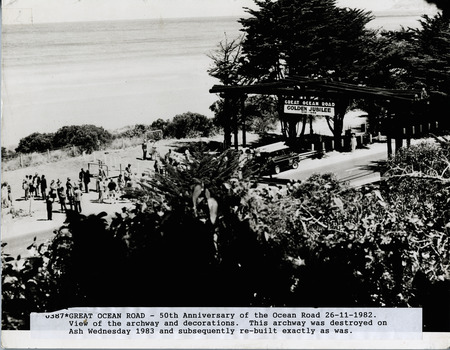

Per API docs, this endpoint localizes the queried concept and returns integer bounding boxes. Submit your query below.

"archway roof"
[210,76,424,103]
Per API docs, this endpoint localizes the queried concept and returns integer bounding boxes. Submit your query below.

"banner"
[284,98,335,116]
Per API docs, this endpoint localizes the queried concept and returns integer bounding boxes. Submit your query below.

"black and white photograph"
[1,0,449,348]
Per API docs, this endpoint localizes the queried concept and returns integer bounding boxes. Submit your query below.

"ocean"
[1,13,430,147]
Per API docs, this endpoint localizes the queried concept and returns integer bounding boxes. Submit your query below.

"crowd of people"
[12,167,132,221]
[3,147,181,220]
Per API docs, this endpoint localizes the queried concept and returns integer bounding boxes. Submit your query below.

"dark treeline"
[7,112,215,157]
[14,125,112,155]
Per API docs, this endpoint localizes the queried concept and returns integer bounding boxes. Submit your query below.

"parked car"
[254,142,300,174]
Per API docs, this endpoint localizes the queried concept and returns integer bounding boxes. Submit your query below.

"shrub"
[2,148,82,171]
[108,137,143,150]
[238,172,449,324]
[386,140,449,176]
[1,147,16,161]
[2,238,52,329]
[151,119,170,134]
[53,125,112,153]
[164,112,215,139]
[115,124,153,139]
[15,132,54,154]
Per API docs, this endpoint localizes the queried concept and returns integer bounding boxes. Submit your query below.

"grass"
[2,137,147,171]
[2,149,80,172]
[109,136,143,150]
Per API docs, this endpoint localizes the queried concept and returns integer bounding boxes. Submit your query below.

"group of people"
[12,161,162,221]
[17,168,127,220]
[16,173,85,220]
[141,139,157,160]
[141,141,183,175]
[78,168,92,193]
[45,177,84,220]
[123,164,144,187]
[21,173,43,200]
[152,148,188,175]
[96,170,124,204]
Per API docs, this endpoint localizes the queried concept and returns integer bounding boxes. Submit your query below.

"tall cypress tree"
[239,0,375,82]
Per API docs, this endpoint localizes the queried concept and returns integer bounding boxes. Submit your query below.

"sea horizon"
[1,7,437,25]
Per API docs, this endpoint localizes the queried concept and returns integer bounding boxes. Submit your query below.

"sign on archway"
[284,96,335,117]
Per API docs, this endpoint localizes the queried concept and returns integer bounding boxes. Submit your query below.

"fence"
[2,136,145,172]
[2,145,83,171]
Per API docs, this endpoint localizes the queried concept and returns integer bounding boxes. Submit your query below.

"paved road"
[272,145,387,187]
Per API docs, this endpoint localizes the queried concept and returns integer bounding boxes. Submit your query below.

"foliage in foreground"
[2,141,450,331]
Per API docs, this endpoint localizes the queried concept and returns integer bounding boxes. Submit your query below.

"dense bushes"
[13,113,215,156]
[242,173,449,309]
[15,132,54,154]
[115,124,155,139]
[2,141,449,331]
[52,125,112,153]
[164,112,215,139]
[1,147,15,161]
[14,125,112,154]
[114,114,215,140]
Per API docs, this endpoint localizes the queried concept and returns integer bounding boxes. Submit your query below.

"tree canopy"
[208,0,450,147]
[15,132,54,154]
[239,0,376,82]
[52,125,112,153]
[164,112,215,139]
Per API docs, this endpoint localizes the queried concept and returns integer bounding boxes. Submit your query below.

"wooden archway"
[210,76,440,156]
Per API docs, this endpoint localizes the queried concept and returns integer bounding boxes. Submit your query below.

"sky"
[337,0,437,13]
[2,0,439,24]
[2,0,257,24]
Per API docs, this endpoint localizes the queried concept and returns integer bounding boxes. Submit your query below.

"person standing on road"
[40,175,47,200]
[154,156,165,175]
[117,174,125,196]
[124,164,132,184]
[28,175,35,199]
[142,139,148,160]
[164,149,173,165]
[98,178,106,204]
[49,180,57,201]
[57,185,67,213]
[96,172,101,193]
[351,133,357,152]
[66,178,74,211]
[78,168,85,192]
[33,173,40,197]
[46,197,54,220]
[73,186,83,213]
[107,178,117,204]
[7,183,12,205]
[2,183,10,208]
[22,176,30,200]
[83,169,91,193]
